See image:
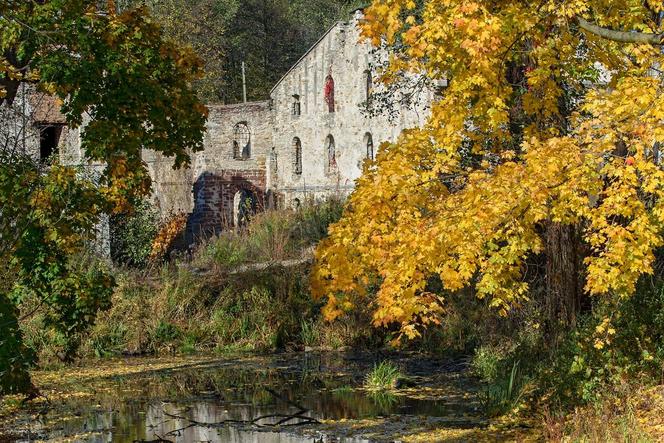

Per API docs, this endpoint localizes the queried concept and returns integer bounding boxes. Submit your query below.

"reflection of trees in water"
[31,355,477,441]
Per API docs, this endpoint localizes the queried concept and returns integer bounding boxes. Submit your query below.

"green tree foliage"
[0,293,34,395]
[110,200,160,267]
[134,0,238,101]
[0,0,207,393]
[1,0,207,210]
[129,0,366,103]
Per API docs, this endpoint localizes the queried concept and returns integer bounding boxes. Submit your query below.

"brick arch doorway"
[233,188,258,228]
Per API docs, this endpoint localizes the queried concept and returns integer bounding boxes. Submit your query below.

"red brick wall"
[187,169,266,241]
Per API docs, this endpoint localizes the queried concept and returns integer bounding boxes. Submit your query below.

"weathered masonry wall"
[269,11,433,206]
[0,90,79,166]
[185,102,273,239]
[143,149,194,216]
[0,89,110,254]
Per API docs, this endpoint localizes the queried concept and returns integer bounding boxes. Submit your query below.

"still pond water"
[12,353,484,442]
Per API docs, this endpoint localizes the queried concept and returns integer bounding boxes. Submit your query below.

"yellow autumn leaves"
[312,0,664,339]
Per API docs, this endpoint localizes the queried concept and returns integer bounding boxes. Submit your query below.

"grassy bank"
[20,199,385,363]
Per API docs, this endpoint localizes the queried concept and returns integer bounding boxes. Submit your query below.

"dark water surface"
[12,353,482,442]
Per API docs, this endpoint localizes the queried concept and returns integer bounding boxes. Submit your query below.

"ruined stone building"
[2,11,434,243]
[163,10,434,239]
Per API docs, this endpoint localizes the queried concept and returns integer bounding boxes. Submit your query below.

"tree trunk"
[544,222,587,333]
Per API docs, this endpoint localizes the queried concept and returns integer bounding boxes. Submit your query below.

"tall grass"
[479,360,528,417]
[364,361,403,391]
[18,198,369,361]
[194,197,344,269]
[546,393,655,442]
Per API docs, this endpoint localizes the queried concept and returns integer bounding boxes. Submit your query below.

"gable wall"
[269,12,432,206]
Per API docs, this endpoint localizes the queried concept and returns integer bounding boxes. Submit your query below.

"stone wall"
[0,88,75,163]
[183,101,273,239]
[269,11,433,206]
[143,149,194,216]
[187,169,266,241]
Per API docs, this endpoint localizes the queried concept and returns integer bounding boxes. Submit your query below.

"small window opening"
[324,75,335,113]
[292,94,301,116]
[325,135,336,173]
[38,124,62,162]
[293,137,302,175]
[233,122,251,160]
[364,132,374,160]
[365,70,373,102]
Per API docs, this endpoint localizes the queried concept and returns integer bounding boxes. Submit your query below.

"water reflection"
[18,353,480,442]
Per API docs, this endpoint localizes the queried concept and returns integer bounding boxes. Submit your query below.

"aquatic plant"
[364,361,402,391]
[300,319,320,347]
[369,390,399,412]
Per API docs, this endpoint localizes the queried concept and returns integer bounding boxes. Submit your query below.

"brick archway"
[187,170,266,241]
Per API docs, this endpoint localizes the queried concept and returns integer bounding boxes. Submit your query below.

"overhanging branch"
[577,17,664,45]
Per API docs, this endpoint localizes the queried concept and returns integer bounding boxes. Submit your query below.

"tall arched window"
[293,137,302,175]
[324,75,335,113]
[325,135,336,173]
[233,122,251,160]
[364,132,374,160]
[292,94,301,116]
[365,69,373,102]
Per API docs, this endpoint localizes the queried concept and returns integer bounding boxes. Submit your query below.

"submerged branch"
[160,388,320,437]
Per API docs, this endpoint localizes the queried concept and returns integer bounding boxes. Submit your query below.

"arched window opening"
[365,69,373,102]
[292,94,301,116]
[364,132,374,160]
[233,122,251,160]
[324,75,335,113]
[293,137,302,175]
[233,189,256,228]
[325,135,336,173]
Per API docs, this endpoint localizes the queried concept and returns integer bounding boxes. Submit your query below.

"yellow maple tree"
[311,0,664,340]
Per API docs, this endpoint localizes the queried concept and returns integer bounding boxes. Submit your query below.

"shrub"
[151,321,182,349]
[55,200,374,359]
[291,197,344,247]
[364,361,403,391]
[471,345,502,383]
[89,322,128,358]
[150,212,188,262]
[110,200,160,267]
[541,277,664,406]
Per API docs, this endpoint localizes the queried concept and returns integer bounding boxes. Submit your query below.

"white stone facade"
[269,11,431,206]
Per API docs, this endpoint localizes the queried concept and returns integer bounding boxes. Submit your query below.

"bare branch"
[577,17,664,45]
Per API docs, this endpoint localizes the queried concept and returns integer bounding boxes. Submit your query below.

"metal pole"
[242,61,247,103]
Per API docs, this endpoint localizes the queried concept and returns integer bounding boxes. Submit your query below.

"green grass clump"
[364,361,402,391]
[300,319,320,347]
[479,360,528,417]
